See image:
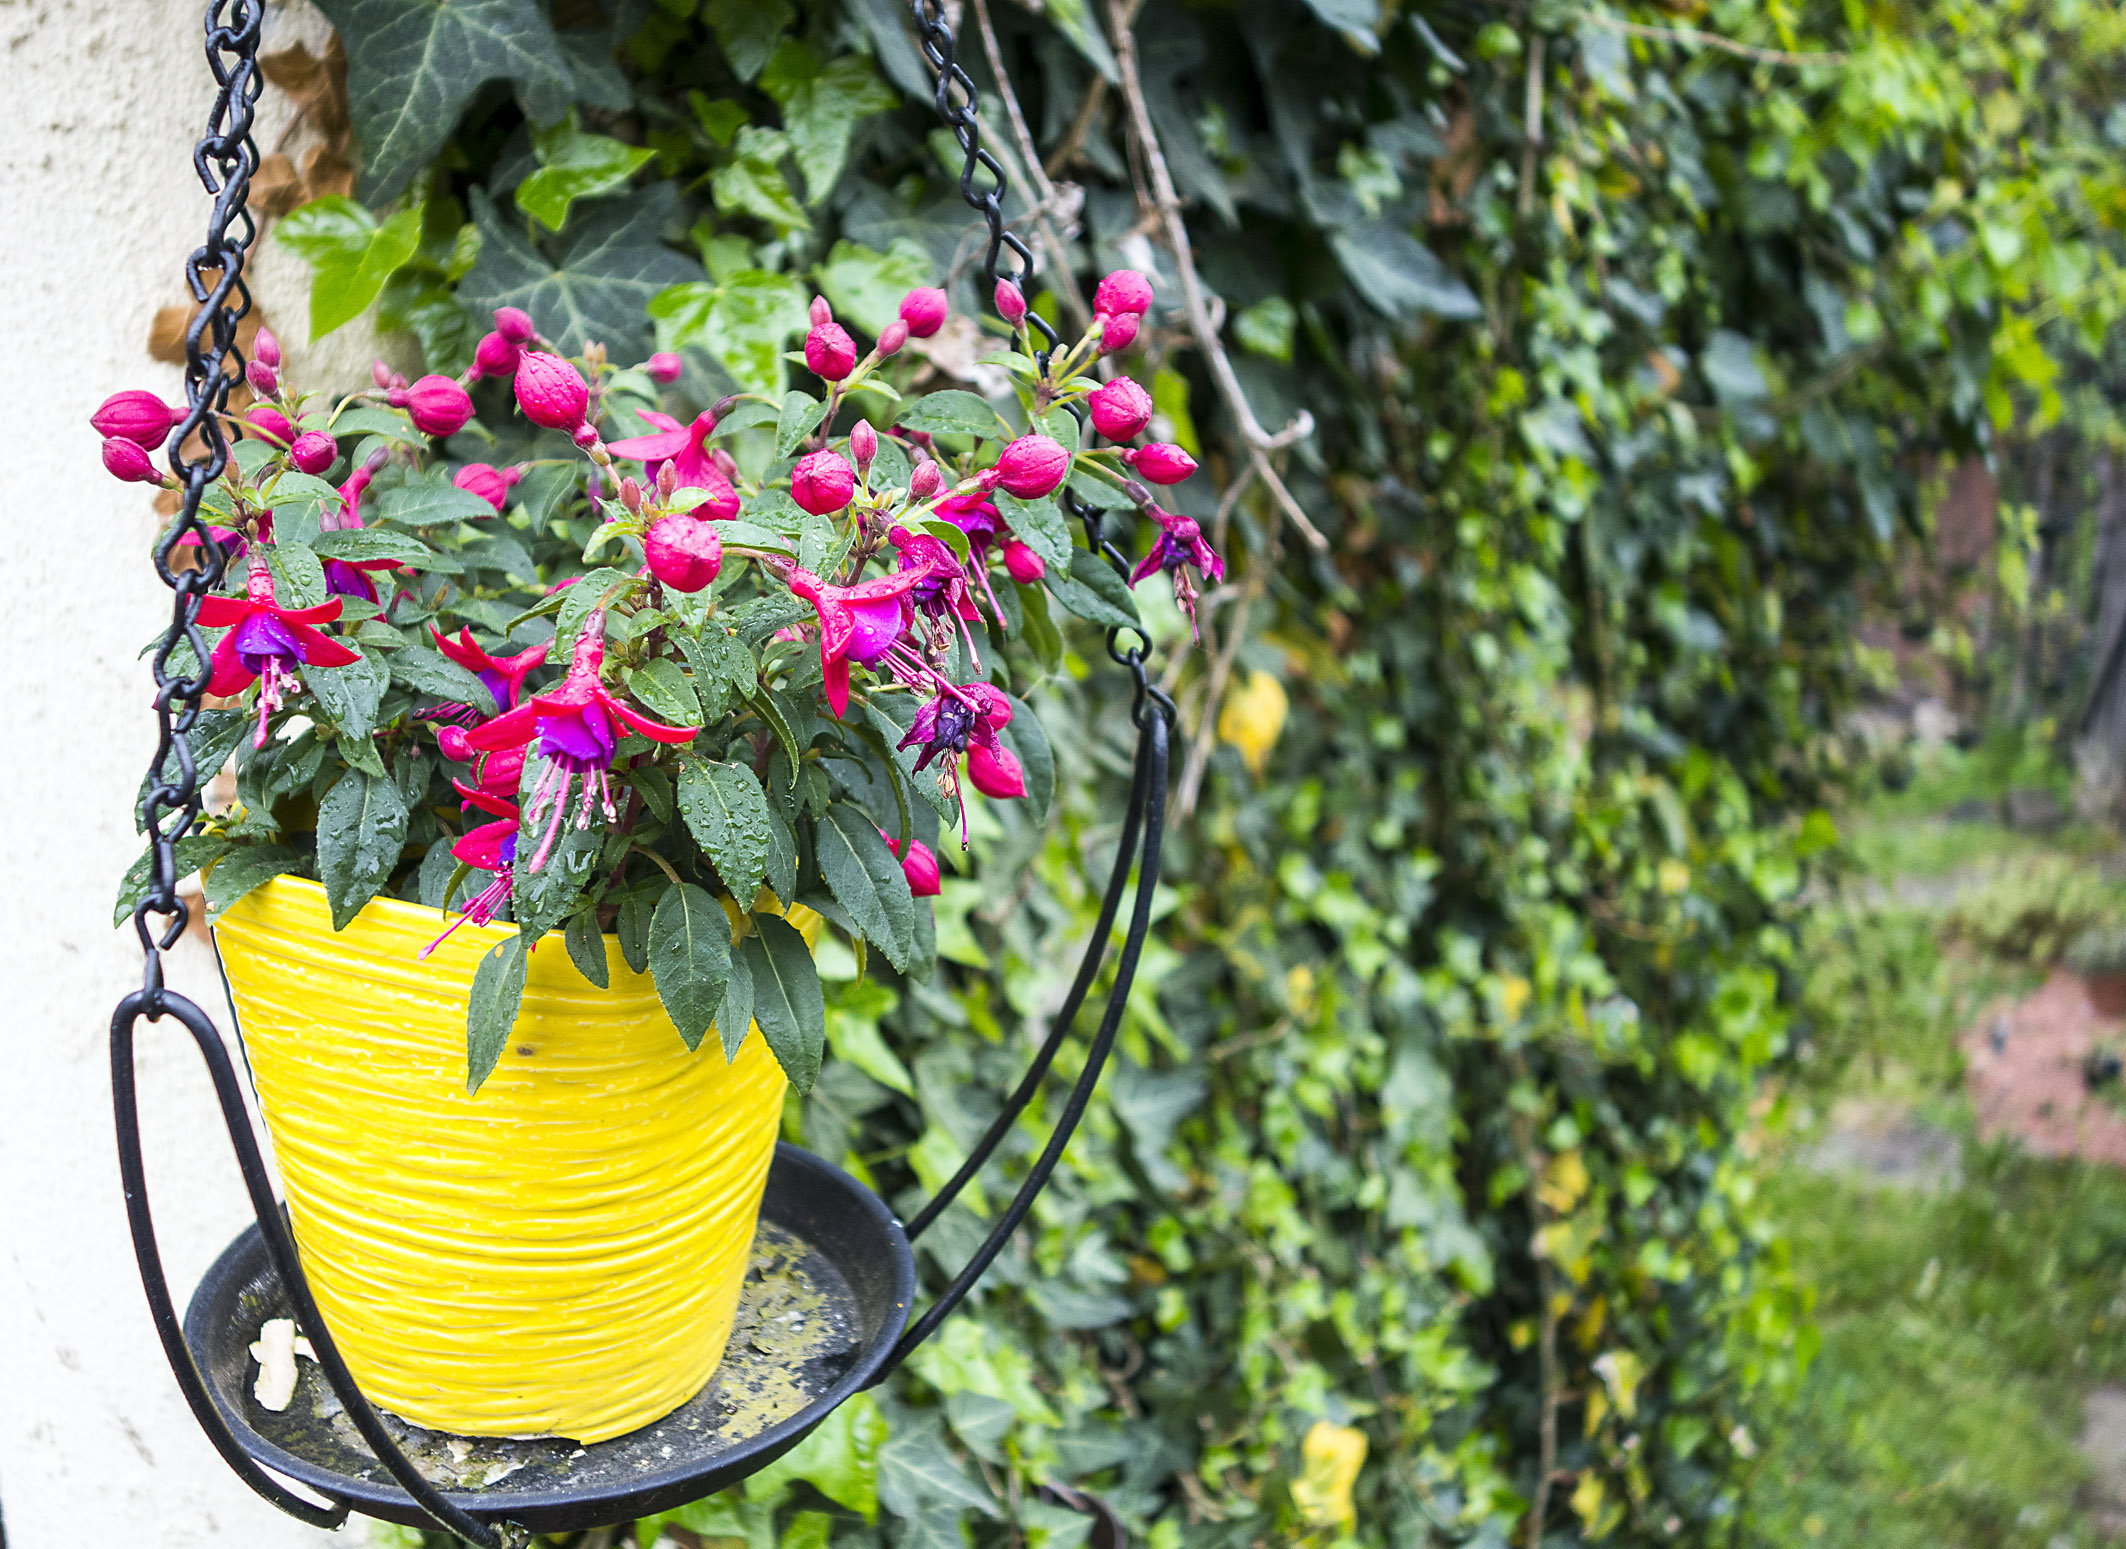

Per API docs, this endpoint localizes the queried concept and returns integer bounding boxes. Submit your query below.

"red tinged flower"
[430,625,550,711]
[804,321,858,382]
[422,783,523,956]
[405,375,475,438]
[790,450,857,516]
[1094,269,1154,317]
[896,681,1025,817]
[989,434,1070,500]
[514,351,590,431]
[200,555,363,746]
[1001,539,1045,583]
[463,617,698,870]
[899,286,948,338]
[994,277,1027,324]
[1130,505,1225,638]
[645,351,684,384]
[91,390,182,448]
[470,331,520,380]
[453,461,520,514]
[1088,376,1153,442]
[877,319,909,357]
[289,432,336,476]
[1123,442,1198,484]
[494,307,536,344]
[643,513,724,592]
[246,406,295,445]
[1098,312,1139,353]
[102,437,161,483]
[882,830,941,897]
[787,564,930,717]
[604,409,738,514]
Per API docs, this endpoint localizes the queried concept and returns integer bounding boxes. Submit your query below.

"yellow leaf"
[1217,670,1289,777]
[1657,858,1690,895]
[1592,1349,1646,1420]
[1498,974,1531,1022]
[1537,1150,1589,1214]
[1292,1420,1367,1530]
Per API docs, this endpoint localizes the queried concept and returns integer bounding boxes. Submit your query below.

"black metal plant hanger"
[112,2,1174,1542]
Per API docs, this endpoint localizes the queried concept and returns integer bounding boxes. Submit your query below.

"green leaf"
[649,881,733,1051]
[265,540,327,610]
[650,269,810,396]
[625,658,701,725]
[776,390,830,458]
[763,807,800,905]
[325,406,427,445]
[510,764,602,942]
[1047,549,1143,630]
[316,769,409,929]
[679,759,773,902]
[863,698,954,819]
[266,471,346,508]
[1044,0,1120,81]
[138,708,250,832]
[760,44,898,203]
[307,653,391,743]
[461,183,702,359]
[897,390,1013,441]
[747,1390,887,1521]
[310,527,459,572]
[312,0,573,203]
[202,844,304,917]
[1234,295,1297,363]
[743,914,824,1092]
[517,110,657,231]
[564,908,611,988]
[701,0,794,81]
[276,196,425,337]
[712,126,812,236]
[115,834,232,927]
[877,1414,998,1517]
[994,491,1070,574]
[1016,578,1063,673]
[816,803,915,971]
[744,685,805,773]
[815,238,933,335]
[997,693,1054,821]
[465,933,529,1095]
[713,946,755,1060]
[616,883,657,973]
[373,465,505,527]
[385,645,497,713]
[676,628,759,719]
[1330,220,1480,322]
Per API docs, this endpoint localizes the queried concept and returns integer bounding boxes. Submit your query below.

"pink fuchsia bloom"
[933,487,1004,547]
[990,434,1070,500]
[200,556,362,745]
[791,450,857,516]
[643,513,724,592]
[1124,442,1198,484]
[805,321,858,382]
[849,419,877,473]
[897,681,1024,808]
[882,830,941,897]
[877,320,909,357]
[810,295,833,327]
[1130,506,1225,638]
[645,351,684,384]
[464,618,699,871]
[453,461,520,514]
[1002,538,1045,583]
[909,459,945,500]
[421,784,522,957]
[92,390,182,447]
[471,331,520,380]
[606,410,738,515]
[245,359,279,397]
[994,277,1027,324]
[1099,312,1140,353]
[514,351,590,431]
[899,287,948,338]
[289,432,336,476]
[1088,376,1153,442]
[889,526,982,628]
[406,374,475,438]
[494,307,535,344]
[102,437,161,483]
[787,563,931,717]
[246,406,295,445]
[253,329,283,369]
[1094,269,1154,317]
[431,625,550,711]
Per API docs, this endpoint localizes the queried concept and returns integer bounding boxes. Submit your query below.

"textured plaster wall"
[1,2,375,1542]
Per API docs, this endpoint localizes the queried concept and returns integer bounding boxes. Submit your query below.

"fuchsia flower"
[102,438,160,483]
[430,625,550,712]
[787,563,931,717]
[899,287,948,338]
[1099,312,1140,353]
[254,329,283,369]
[1002,539,1045,583]
[404,375,475,438]
[1089,376,1153,442]
[791,450,856,516]
[200,556,363,745]
[805,321,857,382]
[1124,442,1198,484]
[453,462,520,514]
[1095,269,1154,317]
[495,308,535,344]
[643,514,723,593]
[877,320,909,357]
[1131,506,1225,638]
[247,359,278,397]
[91,390,182,447]
[463,617,699,871]
[897,681,1025,805]
[320,451,397,604]
[882,830,941,897]
[289,432,336,476]
[247,406,295,445]
[514,351,590,431]
[645,351,685,384]
[420,782,524,956]
[989,434,1070,499]
[605,410,738,514]
[994,278,1027,324]
[471,331,520,380]
[890,526,982,629]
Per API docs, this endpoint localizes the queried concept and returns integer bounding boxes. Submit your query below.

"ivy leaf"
[312,0,573,203]
[1235,295,1298,362]
[1331,221,1480,322]
[516,109,657,232]
[386,645,497,714]
[460,183,702,358]
[1047,549,1143,630]
[649,881,733,1051]
[650,269,810,396]
[464,933,529,1095]
[760,44,898,203]
[742,914,824,1092]
[994,491,1071,574]
[316,769,408,929]
[816,803,916,971]
[897,390,1014,441]
[276,196,424,338]
[679,759,772,902]
[712,125,812,235]
[815,238,933,335]
[202,844,304,918]
[564,908,611,989]
[307,653,391,743]
[747,1390,887,1521]
[701,0,794,82]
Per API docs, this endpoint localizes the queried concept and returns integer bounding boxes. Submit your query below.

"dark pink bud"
[994,277,1027,324]
[790,450,856,515]
[453,462,512,513]
[246,359,279,396]
[372,360,394,389]
[245,406,294,445]
[899,286,948,338]
[877,319,909,358]
[289,431,337,475]
[494,307,535,344]
[1099,311,1140,354]
[892,833,941,897]
[909,459,944,500]
[101,436,159,483]
[1088,376,1154,442]
[1094,269,1154,317]
[656,461,678,497]
[514,351,590,430]
[646,351,684,384]
[91,390,182,447]
[805,322,858,382]
[572,422,601,449]
[1002,538,1046,583]
[643,513,724,592]
[966,740,1026,799]
[810,295,833,328]
[472,331,520,379]
[994,433,1070,500]
[437,725,475,761]
[405,374,475,438]
[252,329,282,369]
[711,448,738,482]
[849,420,877,471]
[619,475,643,513]
[1125,442,1198,485]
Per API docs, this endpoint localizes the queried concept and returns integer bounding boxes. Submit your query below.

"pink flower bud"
[850,420,877,471]
[711,448,739,483]
[245,406,294,445]
[805,322,858,382]
[405,374,475,438]
[646,351,684,384]
[1089,376,1154,442]
[886,832,942,897]
[453,462,512,514]
[643,513,724,592]
[1094,268,1154,317]
[246,359,278,396]
[91,390,183,447]
[909,459,944,500]
[657,461,678,497]
[1125,442,1198,485]
[101,436,160,483]
[472,331,520,379]
[494,307,535,344]
[994,433,1070,500]
[387,386,409,407]
[573,422,601,449]
[372,360,394,389]
[967,740,1026,799]
[1099,311,1140,354]
[994,277,1027,324]
[289,431,337,475]
[1002,538,1046,583]
[437,725,475,761]
[877,319,909,357]
[790,450,856,515]
[253,329,282,368]
[514,351,590,430]
[810,295,834,328]
[900,287,949,339]
[619,475,643,513]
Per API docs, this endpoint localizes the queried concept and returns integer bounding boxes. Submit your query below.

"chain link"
[132,0,265,993]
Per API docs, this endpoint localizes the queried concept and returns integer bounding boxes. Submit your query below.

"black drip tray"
[182,1144,914,1533]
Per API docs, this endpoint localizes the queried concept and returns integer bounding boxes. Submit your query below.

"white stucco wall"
[1,3,379,1542]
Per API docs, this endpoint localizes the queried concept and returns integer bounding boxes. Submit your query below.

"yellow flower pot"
[212,876,795,1443]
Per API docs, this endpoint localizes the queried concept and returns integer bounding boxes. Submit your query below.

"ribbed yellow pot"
[213,875,795,1443]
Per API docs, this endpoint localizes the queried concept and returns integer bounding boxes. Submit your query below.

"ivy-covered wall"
[268,2,2126,1546]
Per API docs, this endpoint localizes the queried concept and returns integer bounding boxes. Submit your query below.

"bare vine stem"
[1577,9,1847,66]
[969,0,1092,333]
